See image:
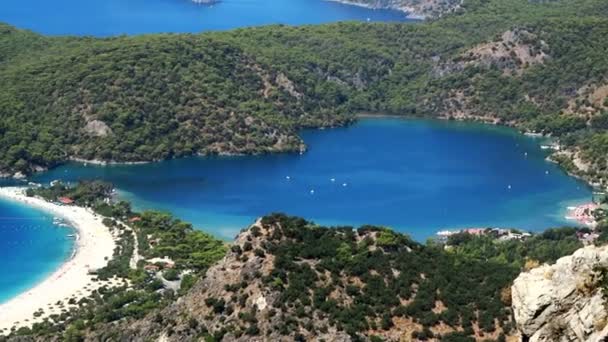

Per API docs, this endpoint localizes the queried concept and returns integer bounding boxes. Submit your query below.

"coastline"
[0,187,118,332]
[324,0,427,20]
[68,157,152,166]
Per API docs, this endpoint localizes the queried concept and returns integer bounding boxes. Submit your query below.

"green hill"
[1,0,608,185]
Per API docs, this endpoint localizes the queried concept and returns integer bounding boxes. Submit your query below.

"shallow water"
[32,118,592,241]
[0,0,412,36]
[0,198,73,304]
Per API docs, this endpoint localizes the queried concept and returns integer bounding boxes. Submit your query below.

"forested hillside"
[2,0,608,185]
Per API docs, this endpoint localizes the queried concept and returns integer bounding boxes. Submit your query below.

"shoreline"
[68,157,152,166]
[323,0,427,20]
[0,187,117,332]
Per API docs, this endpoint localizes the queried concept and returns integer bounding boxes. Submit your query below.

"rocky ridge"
[512,245,608,341]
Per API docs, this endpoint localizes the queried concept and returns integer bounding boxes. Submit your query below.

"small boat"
[310,190,315,194]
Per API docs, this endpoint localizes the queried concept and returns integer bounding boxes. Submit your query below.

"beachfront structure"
[57,197,75,205]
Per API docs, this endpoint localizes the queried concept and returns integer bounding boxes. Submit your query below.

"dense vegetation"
[9,182,227,340]
[108,214,585,342]
[246,214,582,341]
[2,0,608,184]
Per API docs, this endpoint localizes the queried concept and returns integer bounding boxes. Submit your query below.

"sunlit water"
[0,199,73,303]
[0,0,412,36]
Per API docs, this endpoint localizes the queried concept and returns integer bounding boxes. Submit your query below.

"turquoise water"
[0,198,74,304]
[0,0,412,36]
[31,118,592,241]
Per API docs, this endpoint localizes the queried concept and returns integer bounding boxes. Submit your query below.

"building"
[58,197,75,205]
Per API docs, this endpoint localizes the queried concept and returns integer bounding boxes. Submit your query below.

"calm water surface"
[31,119,592,241]
[0,0,411,36]
[0,199,73,303]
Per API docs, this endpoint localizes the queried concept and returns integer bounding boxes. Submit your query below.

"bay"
[31,118,592,241]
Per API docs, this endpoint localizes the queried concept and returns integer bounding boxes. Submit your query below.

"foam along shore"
[324,0,427,19]
[0,187,117,332]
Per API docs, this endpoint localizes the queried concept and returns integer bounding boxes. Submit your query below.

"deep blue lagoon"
[0,0,411,36]
[32,119,592,241]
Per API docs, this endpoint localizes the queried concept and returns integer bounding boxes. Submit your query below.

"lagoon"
[31,118,592,241]
[0,0,412,36]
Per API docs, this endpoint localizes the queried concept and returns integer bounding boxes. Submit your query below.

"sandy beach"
[0,187,117,332]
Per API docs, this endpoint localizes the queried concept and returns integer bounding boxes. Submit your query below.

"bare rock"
[84,120,113,137]
[512,245,608,341]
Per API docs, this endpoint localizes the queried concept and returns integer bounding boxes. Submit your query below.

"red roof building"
[58,197,75,205]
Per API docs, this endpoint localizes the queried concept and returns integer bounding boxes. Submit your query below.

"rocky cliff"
[512,245,608,341]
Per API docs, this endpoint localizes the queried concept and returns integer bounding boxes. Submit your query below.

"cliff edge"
[512,245,608,341]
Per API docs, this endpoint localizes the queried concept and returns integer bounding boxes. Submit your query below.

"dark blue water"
[0,0,411,36]
[31,119,592,241]
[0,199,73,303]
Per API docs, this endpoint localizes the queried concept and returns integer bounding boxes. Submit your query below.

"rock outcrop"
[512,245,608,341]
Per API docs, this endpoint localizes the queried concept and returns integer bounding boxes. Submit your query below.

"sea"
[0,0,411,36]
[0,0,591,304]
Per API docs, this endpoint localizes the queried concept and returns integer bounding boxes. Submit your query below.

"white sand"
[0,187,117,332]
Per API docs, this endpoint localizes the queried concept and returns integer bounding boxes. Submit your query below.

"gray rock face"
[512,245,608,341]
